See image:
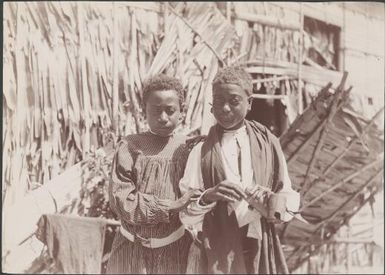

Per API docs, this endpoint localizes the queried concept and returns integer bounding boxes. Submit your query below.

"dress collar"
[148,129,175,138]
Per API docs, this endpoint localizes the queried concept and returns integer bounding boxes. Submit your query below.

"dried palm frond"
[2,2,235,210]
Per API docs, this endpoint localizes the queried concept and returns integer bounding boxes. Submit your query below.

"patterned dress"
[106,132,192,274]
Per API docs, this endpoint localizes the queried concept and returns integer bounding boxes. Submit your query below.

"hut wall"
[229,2,384,119]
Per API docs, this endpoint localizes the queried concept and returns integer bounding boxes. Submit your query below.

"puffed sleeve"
[108,140,174,225]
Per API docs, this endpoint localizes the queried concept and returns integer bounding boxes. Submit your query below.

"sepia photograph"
[2,1,384,274]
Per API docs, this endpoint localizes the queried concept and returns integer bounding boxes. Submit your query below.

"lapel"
[245,120,264,184]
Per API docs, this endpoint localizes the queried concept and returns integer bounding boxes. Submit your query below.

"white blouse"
[179,126,300,240]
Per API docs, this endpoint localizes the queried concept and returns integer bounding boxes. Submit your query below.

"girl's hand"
[169,189,202,213]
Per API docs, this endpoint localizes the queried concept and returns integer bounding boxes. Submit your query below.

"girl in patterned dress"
[106,74,200,274]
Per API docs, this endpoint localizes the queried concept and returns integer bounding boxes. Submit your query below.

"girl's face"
[212,83,251,130]
[145,89,181,137]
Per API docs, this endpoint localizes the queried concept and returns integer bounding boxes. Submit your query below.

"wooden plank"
[231,11,301,30]
[252,75,295,84]
[244,58,344,88]
[250,94,288,100]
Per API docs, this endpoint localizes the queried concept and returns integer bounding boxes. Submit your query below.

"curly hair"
[142,74,185,109]
[212,66,253,96]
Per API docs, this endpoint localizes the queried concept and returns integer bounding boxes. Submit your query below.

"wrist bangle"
[199,193,210,206]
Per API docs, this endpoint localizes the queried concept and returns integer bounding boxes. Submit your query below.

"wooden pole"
[250,94,288,100]
[300,83,349,197]
[316,168,383,228]
[297,3,304,114]
[300,156,383,211]
[291,186,381,272]
[231,11,301,31]
[322,107,384,175]
[112,1,119,135]
[226,2,231,65]
[346,221,351,273]
[287,81,341,164]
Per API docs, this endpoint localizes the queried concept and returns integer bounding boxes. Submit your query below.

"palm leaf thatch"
[2,2,235,210]
[2,2,235,260]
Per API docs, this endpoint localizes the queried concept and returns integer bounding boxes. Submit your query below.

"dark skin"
[145,89,182,137]
[202,83,251,204]
[202,83,282,223]
[145,89,200,212]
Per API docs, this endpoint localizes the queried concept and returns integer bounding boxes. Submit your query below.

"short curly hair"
[142,74,185,109]
[212,66,253,96]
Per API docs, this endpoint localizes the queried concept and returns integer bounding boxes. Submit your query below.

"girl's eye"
[229,99,241,106]
[166,107,176,115]
[213,98,224,106]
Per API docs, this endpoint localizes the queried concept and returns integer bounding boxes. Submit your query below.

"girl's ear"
[142,104,147,119]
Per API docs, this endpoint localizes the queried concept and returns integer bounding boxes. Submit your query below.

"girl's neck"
[149,129,175,137]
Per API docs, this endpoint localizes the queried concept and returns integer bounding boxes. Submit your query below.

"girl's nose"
[158,111,168,124]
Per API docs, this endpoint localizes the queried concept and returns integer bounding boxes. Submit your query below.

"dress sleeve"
[108,140,173,225]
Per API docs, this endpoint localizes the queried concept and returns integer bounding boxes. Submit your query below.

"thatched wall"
[2,2,236,208]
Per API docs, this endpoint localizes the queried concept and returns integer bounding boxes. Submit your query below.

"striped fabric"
[107,132,192,274]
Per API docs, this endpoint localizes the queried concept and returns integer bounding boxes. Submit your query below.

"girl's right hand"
[169,189,202,213]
